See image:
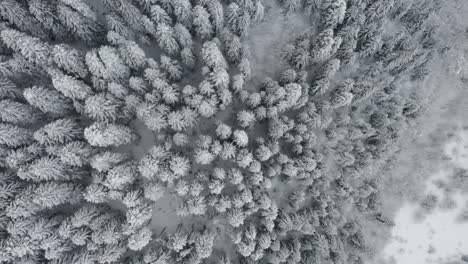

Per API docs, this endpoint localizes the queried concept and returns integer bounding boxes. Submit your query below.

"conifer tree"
[17,156,79,182]
[23,86,73,116]
[57,0,104,43]
[32,182,83,209]
[113,36,147,70]
[105,161,138,190]
[85,46,130,81]
[202,40,228,69]
[84,93,121,122]
[34,118,82,145]
[221,29,243,63]
[52,44,88,78]
[150,4,172,25]
[320,0,347,29]
[311,29,336,63]
[204,3,223,33]
[155,23,180,56]
[90,151,129,172]
[0,99,38,125]
[55,141,94,167]
[237,110,257,128]
[233,129,249,147]
[174,23,193,48]
[0,28,51,66]
[226,3,251,38]
[172,0,193,26]
[48,68,93,101]
[311,59,341,95]
[160,55,183,81]
[0,0,44,36]
[28,0,68,38]
[193,5,214,40]
[84,122,137,147]
[128,227,152,251]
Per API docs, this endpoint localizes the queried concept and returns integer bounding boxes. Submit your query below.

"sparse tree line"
[0,0,446,263]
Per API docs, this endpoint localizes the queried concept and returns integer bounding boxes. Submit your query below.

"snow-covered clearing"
[379,130,468,264]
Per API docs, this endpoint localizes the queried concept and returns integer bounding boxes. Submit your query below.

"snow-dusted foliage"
[0,0,458,263]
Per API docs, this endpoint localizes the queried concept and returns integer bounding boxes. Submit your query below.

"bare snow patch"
[380,130,468,264]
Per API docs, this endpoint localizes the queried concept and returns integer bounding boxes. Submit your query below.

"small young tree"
[144,181,165,202]
[128,227,152,251]
[227,208,245,227]
[173,132,189,146]
[167,229,188,252]
[237,110,256,128]
[194,148,215,165]
[193,230,215,259]
[216,122,232,140]
[233,130,249,147]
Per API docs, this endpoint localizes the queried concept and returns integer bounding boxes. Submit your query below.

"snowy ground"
[379,130,468,264]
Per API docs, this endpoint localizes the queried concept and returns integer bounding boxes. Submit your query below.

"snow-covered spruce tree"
[84,93,121,122]
[1,28,51,66]
[193,5,214,40]
[23,86,73,116]
[0,99,38,125]
[33,118,82,146]
[48,68,93,101]
[0,123,33,148]
[52,44,88,78]
[84,122,137,147]
[56,0,104,43]
[85,46,130,81]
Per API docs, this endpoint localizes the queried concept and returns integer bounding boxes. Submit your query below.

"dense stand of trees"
[0,0,447,263]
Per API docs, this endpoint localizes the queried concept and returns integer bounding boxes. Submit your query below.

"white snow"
[380,131,468,264]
